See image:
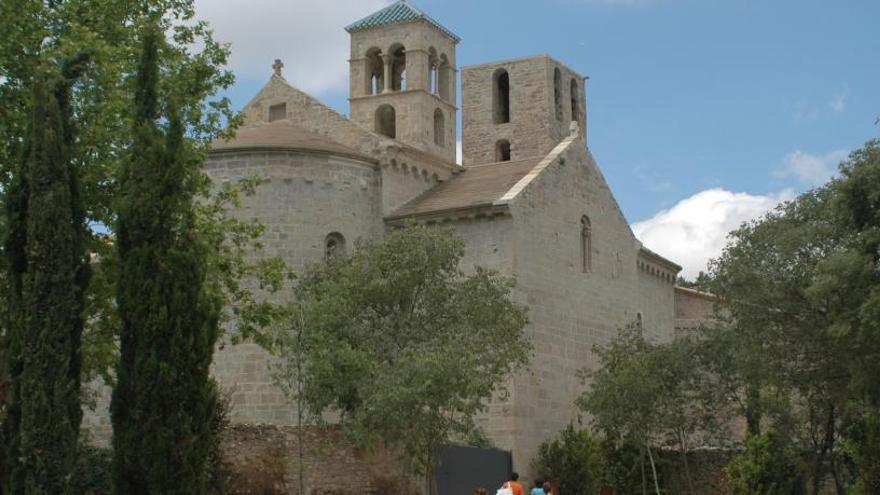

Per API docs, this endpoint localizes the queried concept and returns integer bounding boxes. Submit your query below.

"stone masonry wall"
[674,286,721,336]
[461,56,586,166]
[442,216,519,452]
[216,424,414,495]
[206,149,384,425]
[501,132,677,474]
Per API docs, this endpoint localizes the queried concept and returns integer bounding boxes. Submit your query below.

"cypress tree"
[1,100,29,495]
[1,59,89,493]
[111,25,222,494]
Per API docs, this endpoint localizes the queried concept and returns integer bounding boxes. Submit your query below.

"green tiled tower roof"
[345,0,460,42]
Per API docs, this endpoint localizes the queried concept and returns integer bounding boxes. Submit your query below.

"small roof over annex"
[210,120,375,163]
[386,158,541,221]
[345,0,460,42]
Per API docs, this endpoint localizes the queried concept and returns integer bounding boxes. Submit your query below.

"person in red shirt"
[504,472,525,495]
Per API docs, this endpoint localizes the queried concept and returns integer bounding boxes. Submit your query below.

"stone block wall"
[461,56,586,166]
[349,90,456,163]
[215,424,414,495]
[205,149,384,425]
[637,268,677,343]
[674,286,721,336]
[497,133,677,473]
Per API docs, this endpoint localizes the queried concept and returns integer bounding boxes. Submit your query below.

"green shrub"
[532,425,603,495]
[725,432,805,495]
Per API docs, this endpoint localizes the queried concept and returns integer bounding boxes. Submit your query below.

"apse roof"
[345,1,460,42]
[210,121,374,162]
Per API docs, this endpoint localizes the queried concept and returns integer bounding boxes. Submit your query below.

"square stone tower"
[461,56,587,165]
[347,1,459,163]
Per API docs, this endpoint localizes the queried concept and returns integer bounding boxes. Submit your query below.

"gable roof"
[386,158,541,220]
[211,120,374,163]
[345,1,460,42]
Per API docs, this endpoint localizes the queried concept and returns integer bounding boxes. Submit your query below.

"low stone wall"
[214,424,419,495]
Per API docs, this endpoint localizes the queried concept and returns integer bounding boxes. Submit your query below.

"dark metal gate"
[435,445,512,495]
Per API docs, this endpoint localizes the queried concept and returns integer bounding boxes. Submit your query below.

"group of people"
[476,472,553,495]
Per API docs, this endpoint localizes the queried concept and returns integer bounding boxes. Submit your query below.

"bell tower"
[346,1,459,163]
[461,56,587,166]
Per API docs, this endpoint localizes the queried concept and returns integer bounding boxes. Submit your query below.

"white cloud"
[632,188,793,279]
[776,149,848,187]
[456,140,462,165]
[194,0,390,94]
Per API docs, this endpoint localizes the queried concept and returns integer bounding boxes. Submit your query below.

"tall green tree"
[1,55,91,493]
[110,26,222,494]
[577,326,668,495]
[273,225,531,477]
[0,0,240,393]
[705,138,880,493]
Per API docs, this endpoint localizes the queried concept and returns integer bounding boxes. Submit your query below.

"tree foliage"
[705,138,880,493]
[725,432,805,495]
[0,0,240,392]
[577,325,715,495]
[109,25,223,494]
[273,225,530,475]
[533,426,603,495]
[0,50,92,492]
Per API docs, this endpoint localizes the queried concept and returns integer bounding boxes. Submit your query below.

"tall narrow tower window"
[375,104,396,138]
[495,140,511,162]
[554,68,563,121]
[428,47,438,94]
[390,44,407,91]
[581,215,592,273]
[438,54,451,101]
[365,47,383,95]
[433,109,445,146]
[570,78,580,124]
[493,69,510,124]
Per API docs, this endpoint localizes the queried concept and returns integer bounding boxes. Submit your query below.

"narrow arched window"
[433,109,445,146]
[570,78,580,124]
[375,104,396,138]
[493,69,510,124]
[581,215,592,273]
[389,44,406,91]
[554,68,563,121]
[428,47,438,94]
[325,232,346,258]
[438,54,451,101]
[365,47,383,95]
[636,312,643,330]
[495,140,511,162]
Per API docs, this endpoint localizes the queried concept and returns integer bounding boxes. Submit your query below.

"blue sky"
[197,0,879,277]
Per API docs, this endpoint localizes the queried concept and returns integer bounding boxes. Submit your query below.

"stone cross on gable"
[272,59,284,77]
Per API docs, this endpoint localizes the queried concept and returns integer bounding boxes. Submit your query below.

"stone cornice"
[384,203,509,225]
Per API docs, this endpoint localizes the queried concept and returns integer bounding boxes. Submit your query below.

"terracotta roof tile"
[387,158,541,219]
[211,121,373,161]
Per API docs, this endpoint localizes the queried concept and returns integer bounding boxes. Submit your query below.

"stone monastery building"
[203,0,712,473]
